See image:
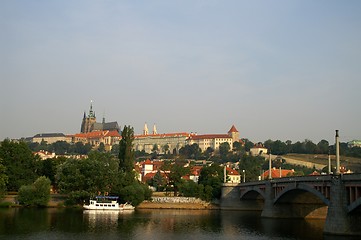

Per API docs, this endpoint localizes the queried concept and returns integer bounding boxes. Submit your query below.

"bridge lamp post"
[242,169,246,183]
[335,130,340,175]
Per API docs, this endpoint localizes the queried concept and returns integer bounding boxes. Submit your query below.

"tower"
[80,101,97,133]
[228,125,240,143]
[143,123,149,135]
[153,124,157,135]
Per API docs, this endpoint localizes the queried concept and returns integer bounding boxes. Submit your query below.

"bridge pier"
[324,175,361,236]
[221,183,263,210]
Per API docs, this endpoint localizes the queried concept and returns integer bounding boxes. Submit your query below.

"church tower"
[80,101,97,133]
[143,123,149,135]
[228,125,240,143]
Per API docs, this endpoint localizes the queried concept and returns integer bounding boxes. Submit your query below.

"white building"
[187,125,240,152]
[133,123,192,154]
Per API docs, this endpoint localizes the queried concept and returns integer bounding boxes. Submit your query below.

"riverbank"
[137,201,219,210]
[1,194,218,210]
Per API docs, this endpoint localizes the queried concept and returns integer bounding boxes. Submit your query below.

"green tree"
[198,164,224,199]
[98,142,105,152]
[55,152,119,203]
[233,141,242,151]
[0,139,39,191]
[242,139,254,152]
[118,126,135,173]
[179,180,198,197]
[161,160,190,196]
[239,154,265,182]
[51,141,70,155]
[219,142,230,159]
[18,176,51,207]
[37,157,65,187]
[114,125,152,205]
[150,170,166,191]
[317,139,329,154]
[119,183,152,206]
[0,158,7,198]
[179,143,201,159]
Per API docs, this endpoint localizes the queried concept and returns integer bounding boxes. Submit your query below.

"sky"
[1,0,361,144]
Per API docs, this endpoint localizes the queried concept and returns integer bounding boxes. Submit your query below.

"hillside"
[280,153,361,173]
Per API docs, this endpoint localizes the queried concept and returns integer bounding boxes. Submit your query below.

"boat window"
[96,204,99,206]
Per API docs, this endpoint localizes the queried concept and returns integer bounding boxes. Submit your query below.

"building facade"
[32,133,72,144]
[73,130,121,151]
[187,125,240,152]
[133,123,192,154]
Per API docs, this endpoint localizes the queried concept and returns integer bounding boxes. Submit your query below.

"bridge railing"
[237,173,361,186]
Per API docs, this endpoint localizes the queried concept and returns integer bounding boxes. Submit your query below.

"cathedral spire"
[153,124,157,135]
[88,100,95,118]
[143,122,149,135]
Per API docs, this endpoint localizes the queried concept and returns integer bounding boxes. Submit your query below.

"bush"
[17,176,51,207]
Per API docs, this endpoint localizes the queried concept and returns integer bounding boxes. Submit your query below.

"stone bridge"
[221,174,361,236]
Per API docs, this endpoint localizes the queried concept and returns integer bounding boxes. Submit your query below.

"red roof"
[262,168,294,178]
[74,130,120,139]
[134,132,191,138]
[228,125,239,133]
[188,134,231,140]
[226,167,240,175]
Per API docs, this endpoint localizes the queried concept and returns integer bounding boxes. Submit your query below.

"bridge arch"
[240,188,266,200]
[273,183,330,205]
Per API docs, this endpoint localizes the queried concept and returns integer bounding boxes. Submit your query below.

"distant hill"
[279,153,361,173]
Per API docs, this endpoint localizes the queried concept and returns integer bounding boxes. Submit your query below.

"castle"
[80,101,120,134]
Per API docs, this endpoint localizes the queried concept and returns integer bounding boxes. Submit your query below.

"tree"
[233,141,242,151]
[0,158,7,199]
[317,140,329,154]
[118,126,135,173]
[55,152,119,203]
[161,160,190,196]
[0,139,39,191]
[114,125,152,205]
[98,142,105,152]
[198,164,224,199]
[219,142,230,158]
[179,143,201,159]
[239,154,265,182]
[150,170,166,191]
[18,176,51,207]
[37,157,66,187]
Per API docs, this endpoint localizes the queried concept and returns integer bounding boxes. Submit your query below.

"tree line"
[0,126,152,207]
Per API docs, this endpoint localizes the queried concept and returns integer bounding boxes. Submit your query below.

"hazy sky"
[1,0,360,143]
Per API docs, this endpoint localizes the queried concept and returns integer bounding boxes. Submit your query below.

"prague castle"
[80,101,120,134]
[134,123,241,154]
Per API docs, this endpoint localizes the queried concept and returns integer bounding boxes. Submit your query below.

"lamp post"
[335,130,340,175]
[242,169,246,183]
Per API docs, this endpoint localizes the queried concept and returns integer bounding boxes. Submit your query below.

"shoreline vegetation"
[0,194,219,210]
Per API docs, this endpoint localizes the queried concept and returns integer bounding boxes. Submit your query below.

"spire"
[88,100,95,118]
[83,111,86,119]
[153,124,157,135]
[143,123,149,135]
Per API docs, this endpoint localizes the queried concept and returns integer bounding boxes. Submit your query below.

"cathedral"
[80,102,120,134]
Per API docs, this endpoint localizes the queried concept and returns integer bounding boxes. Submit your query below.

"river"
[0,208,358,240]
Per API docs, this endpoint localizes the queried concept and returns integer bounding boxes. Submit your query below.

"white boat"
[83,196,135,211]
[83,196,121,210]
[121,202,135,210]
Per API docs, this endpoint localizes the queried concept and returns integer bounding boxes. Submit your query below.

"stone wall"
[151,197,206,204]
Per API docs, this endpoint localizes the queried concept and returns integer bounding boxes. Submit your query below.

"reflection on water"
[0,208,359,240]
